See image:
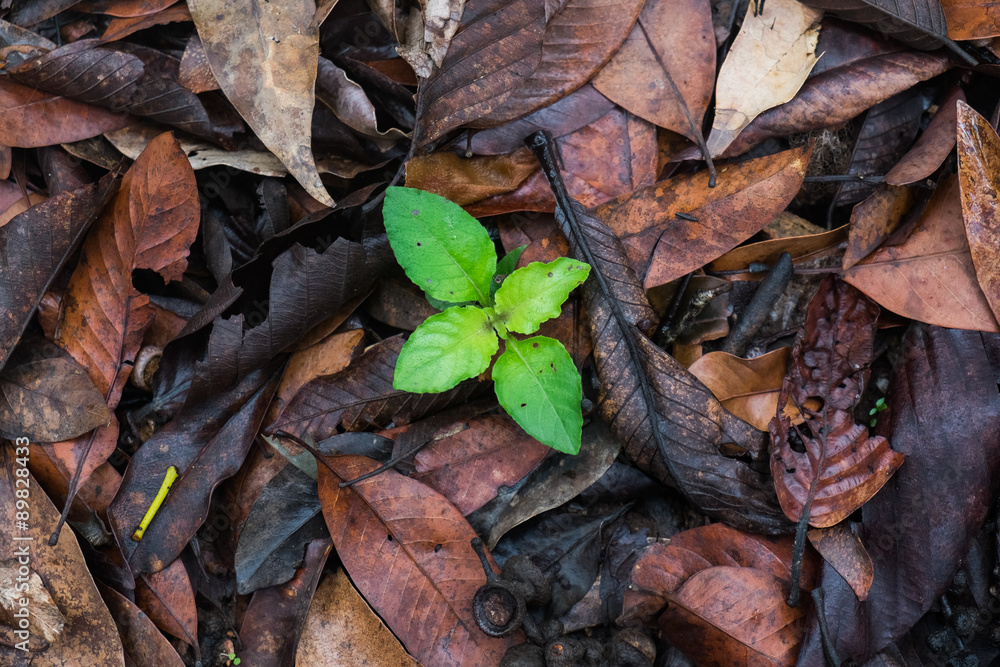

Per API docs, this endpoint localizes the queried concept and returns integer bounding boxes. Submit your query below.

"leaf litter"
[3,1,1000,665]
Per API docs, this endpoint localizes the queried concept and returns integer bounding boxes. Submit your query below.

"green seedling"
[869,396,887,428]
[383,186,591,454]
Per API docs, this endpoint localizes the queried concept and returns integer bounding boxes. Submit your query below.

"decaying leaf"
[591,0,715,143]
[623,523,816,664]
[844,175,1000,332]
[884,85,964,185]
[0,447,125,667]
[188,0,333,206]
[318,455,519,666]
[957,100,1000,326]
[0,561,65,642]
[807,523,874,601]
[706,0,822,157]
[688,348,791,431]
[0,356,112,442]
[770,277,903,528]
[296,569,418,666]
[531,134,790,533]
[596,144,811,289]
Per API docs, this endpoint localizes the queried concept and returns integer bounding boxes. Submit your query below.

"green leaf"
[383,186,496,304]
[394,306,498,393]
[493,336,582,454]
[493,258,591,334]
[490,244,527,300]
[426,295,476,311]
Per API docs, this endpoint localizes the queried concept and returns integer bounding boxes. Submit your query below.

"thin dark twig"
[662,272,693,334]
[812,588,842,667]
[804,174,884,183]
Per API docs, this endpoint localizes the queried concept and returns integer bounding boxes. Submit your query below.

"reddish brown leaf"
[843,185,915,270]
[415,0,547,144]
[98,582,186,667]
[134,559,198,650]
[623,522,815,631]
[662,566,806,666]
[77,0,180,16]
[714,52,951,158]
[318,455,519,666]
[885,86,964,185]
[178,35,218,94]
[407,414,550,515]
[591,0,715,143]
[0,78,132,148]
[49,133,198,502]
[957,100,1000,326]
[239,539,332,667]
[0,169,121,371]
[797,326,1000,662]
[595,144,811,289]
[807,523,874,601]
[109,362,280,573]
[473,0,644,127]
[466,108,658,215]
[769,278,903,528]
[404,148,540,206]
[688,349,791,432]
[843,175,1000,332]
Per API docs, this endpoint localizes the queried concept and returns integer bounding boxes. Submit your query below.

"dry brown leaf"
[807,523,874,601]
[706,0,822,157]
[688,349,791,431]
[0,562,65,642]
[843,184,914,270]
[843,175,1000,332]
[885,86,964,185]
[957,100,1000,326]
[0,78,131,148]
[188,0,334,206]
[0,447,125,667]
[591,0,715,142]
[941,0,1000,39]
[296,569,419,666]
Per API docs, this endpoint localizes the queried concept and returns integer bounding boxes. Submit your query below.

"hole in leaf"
[434,544,442,552]
[532,343,539,349]
[786,468,796,474]
[520,403,526,407]
[387,534,393,542]
[416,242,422,246]
[788,427,806,453]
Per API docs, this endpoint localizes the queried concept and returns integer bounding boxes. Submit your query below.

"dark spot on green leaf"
[532,343,539,348]
[547,272,553,278]
[416,242,422,246]
[411,209,420,216]
[520,403,526,407]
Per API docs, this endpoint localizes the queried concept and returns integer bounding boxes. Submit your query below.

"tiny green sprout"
[383,186,591,454]
[868,397,887,428]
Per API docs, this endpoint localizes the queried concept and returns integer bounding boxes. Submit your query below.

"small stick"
[722,252,793,356]
[132,466,179,541]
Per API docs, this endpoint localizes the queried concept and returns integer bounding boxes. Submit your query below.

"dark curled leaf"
[186,238,387,401]
[235,463,326,595]
[270,336,484,443]
[527,132,790,534]
[108,361,282,574]
[0,167,121,372]
[769,277,903,529]
[796,326,1000,663]
[798,0,975,63]
[6,39,211,137]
